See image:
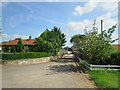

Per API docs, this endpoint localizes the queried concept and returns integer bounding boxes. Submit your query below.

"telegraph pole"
[100,16,116,33]
[101,19,103,32]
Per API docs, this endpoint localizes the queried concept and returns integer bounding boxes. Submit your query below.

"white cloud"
[73,0,98,16]
[1,34,29,41]
[73,1,118,16]
[67,16,117,33]
[70,1,118,32]
[67,1,119,46]
[67,19,93,33]
[67,18,118,45]
[73,6,83,16]
[102,2,118,12]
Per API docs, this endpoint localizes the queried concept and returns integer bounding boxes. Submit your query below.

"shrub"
[70,20,118,65]
[108,51,120,65]
[2,52,52,60]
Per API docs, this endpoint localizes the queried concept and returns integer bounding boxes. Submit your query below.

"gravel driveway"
[2,53,97,88]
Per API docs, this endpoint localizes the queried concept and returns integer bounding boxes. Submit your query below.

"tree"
[35,37,53,53]
[70,34,86,44]
[16,38,24,52]
[70,20,118,64]
[36,26,66,54]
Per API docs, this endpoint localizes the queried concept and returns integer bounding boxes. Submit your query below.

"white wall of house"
[0,46,1,51]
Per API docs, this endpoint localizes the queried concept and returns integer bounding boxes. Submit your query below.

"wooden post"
[108,64,110,70]
[90,64,92,70]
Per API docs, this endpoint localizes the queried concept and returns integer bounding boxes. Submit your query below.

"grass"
[88,70,120,88]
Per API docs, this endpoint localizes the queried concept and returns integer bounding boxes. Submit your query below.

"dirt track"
[2,53,97,88]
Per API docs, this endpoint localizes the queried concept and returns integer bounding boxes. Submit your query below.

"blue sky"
[1,1,119,46]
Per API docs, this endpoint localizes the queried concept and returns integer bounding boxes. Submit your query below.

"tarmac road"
[2,53,97,88]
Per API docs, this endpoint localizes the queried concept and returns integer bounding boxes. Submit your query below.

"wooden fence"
[77,56,120,70]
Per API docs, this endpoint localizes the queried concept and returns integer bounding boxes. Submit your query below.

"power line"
[102,16,117,20]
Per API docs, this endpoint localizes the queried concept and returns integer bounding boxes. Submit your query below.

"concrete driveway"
[2,53,97,88]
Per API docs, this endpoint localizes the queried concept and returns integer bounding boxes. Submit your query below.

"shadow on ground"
[48,64,78,73]
[50,57,87,74]
[51,59,75,63]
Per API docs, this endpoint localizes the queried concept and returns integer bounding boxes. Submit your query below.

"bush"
[108,51,120,65]
[2,52,52,60]
[70,20,118,65]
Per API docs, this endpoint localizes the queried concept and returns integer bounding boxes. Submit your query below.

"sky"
[1,0,119,47]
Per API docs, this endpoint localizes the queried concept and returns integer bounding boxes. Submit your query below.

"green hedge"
[108,51,120,65]
[2,52,52,60]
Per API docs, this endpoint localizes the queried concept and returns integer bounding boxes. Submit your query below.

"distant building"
[112,44,120,51]
[1,36,37,52]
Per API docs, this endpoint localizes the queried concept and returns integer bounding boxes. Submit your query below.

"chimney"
[29,36,32,40]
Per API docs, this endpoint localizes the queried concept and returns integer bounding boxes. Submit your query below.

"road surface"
[2,53,97,88]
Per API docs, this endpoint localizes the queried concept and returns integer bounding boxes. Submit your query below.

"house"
[1,36,37,52]
[112,44,120,51]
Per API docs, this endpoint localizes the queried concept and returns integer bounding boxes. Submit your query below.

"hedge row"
[2,52,52,60]
[108,51,120,65]
[85,51,120,65]
[75,51,120,65]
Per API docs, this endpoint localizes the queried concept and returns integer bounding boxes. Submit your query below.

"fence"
[76,56,120,71]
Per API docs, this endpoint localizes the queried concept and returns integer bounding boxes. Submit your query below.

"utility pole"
[101,19,103,32]
[100,16,116,33]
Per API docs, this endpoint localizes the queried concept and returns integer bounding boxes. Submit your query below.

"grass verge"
[88,70,120,88]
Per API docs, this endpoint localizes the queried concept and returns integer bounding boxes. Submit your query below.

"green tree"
[36,26,66,54]
[16,38,24,52]
[35,37,53,53]
[70,20,118,64]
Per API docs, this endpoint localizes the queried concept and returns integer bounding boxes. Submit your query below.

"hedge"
[108,51,120,65]
[2,52,52,60]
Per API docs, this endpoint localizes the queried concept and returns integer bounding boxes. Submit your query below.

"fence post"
[108,64,110,70]
[90,64,92,70]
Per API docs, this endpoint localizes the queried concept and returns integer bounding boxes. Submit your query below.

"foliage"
[108,51,120,65]
[3,46,9,52]
[88,70,119,88]
[2,52,52,60]
[16,38,24,52]
[36,37,53,52]
[27,45,38,52]
[11,46,17,52]
[70,20,118,64]
[36,26,66,54]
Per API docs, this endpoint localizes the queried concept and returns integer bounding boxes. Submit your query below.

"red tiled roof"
[112,44,120,51]
[2,39,36,45]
